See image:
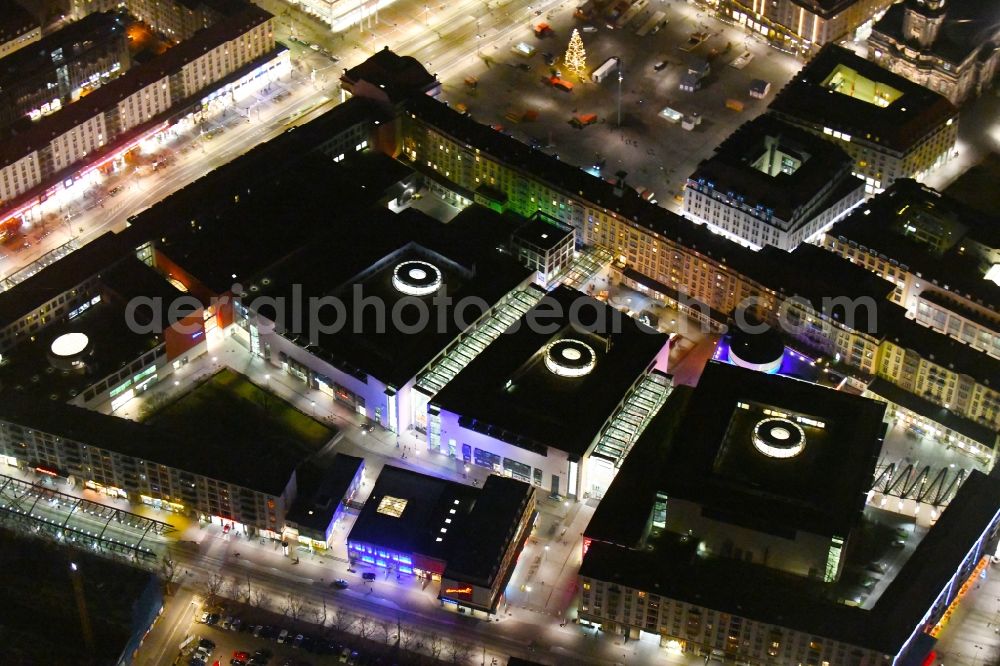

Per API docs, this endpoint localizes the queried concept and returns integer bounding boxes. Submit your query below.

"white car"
[277,629,289,643]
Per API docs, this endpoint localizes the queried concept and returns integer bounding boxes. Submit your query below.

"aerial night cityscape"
[0,0,999,663]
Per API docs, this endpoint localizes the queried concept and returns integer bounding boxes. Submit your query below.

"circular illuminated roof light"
[544,339,597,378]
[392,260,442,296]
[752,418,805,459]
[50,333,90,358]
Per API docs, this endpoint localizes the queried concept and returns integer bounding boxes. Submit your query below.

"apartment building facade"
[717,0,893,55]
[0,410,293,535]
[0,6,280,210]
[0,11,130,131]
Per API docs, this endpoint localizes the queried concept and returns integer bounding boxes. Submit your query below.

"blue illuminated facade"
[347,541,416,575]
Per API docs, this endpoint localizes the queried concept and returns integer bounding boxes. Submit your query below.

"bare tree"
[428,633,444,659]
[281,593,305,621]
[399,626,418,652]
[227,576,249,604]
[313,596,328,627]
[356,615,375,640]
[204,573,225,605]
[447,641,473,664]
[376,618,395,645]
[159,557,178,594]
[249,588,269,610]
[331,606,355,634]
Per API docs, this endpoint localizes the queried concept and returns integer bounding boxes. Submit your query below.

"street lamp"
[617,60,624,127]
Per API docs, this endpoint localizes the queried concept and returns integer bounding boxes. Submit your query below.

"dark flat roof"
[0,300,163,403]
[0,231,128,323]
[0,383,314,495]
[0,11,126,93]
[431,285,668,459]
[99,255,187,306]
[945,152,1000,216]
[658,362,884,537]
[867,377,998,446]
[0,529,157,665]
[347,465,480,562]
[443,474,534,586]
[583,373,1000,655]
[769,44,957,153]
[287,454,364,532]
[349,466,533,579]
[252,205,532,388]
[126,152,382,294]
[828,179,1000,314]
[691,114,856,222]
[512,214,574,252]
[0,0,38,42]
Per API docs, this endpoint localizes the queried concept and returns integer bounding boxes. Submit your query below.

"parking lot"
[440,0,803,208]
[177,599,393,666]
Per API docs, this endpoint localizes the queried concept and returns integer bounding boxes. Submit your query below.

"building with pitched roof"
[869,0,1000,106]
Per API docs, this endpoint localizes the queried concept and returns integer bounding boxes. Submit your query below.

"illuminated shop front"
[84,480,128,499]
[141,494,186,513]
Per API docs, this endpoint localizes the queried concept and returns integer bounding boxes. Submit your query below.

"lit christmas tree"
[563,28,587,79]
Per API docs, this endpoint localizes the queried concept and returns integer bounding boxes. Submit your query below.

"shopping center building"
[347,464,536,614]
[426,285,671,500]
[579,361,1000,665]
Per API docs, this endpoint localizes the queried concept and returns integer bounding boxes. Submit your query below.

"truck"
[549,77,574,92]
[534,22,554,38]
[592,56,620,83]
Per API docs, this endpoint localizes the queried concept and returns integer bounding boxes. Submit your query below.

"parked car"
[362,572,377,581]
[582,24,597,32]
[278,629,290,643]
[230,618,242,632]
[292,634,304,648]
[653,60,667,71]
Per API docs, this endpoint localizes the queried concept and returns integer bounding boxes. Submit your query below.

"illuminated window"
[376,496,407,518]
